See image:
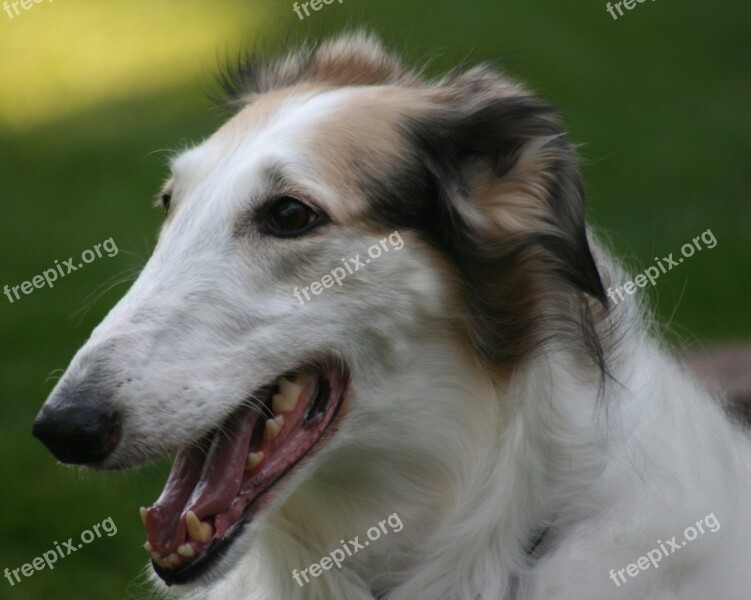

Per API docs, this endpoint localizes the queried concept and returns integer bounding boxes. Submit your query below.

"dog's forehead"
[173,85,422,224]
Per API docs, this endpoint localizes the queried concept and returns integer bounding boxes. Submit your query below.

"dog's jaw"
[160,332,508,600]
[142,366,349,584]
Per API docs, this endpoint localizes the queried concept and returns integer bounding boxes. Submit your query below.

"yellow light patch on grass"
[0,0,267,129]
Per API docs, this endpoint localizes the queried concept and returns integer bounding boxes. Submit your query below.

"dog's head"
[33,33,606,590]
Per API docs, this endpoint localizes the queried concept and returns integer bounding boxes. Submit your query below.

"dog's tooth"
[246,451,264,470]
[140,506,148,527]
[274,378,302,413]
[272,392,297,414]
[150,551,162,562]
[144,541,153,552]
[279,376,302,396]
[263,415,284,439]
[177,543,196,558]
[185,511,213,543]
[154,553,181,568]
[273,377,302,412]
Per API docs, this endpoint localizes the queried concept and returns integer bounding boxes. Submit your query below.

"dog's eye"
[160,192,172,214]
[264,197,322,237]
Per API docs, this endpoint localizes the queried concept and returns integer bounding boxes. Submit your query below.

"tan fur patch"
[211,32,609,375]
[298,86,425,225]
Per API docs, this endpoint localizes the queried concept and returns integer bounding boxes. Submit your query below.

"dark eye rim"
[155,191,172,215]
[260,196,328,238]
[161,192,172,213]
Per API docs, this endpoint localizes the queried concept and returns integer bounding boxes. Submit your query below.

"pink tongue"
[146,406,258,554]
[146,443,206,552]
[184,407,257,519]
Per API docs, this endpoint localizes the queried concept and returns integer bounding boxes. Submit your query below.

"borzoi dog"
[33,33,751,599]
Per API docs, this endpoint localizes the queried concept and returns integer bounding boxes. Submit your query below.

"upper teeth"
[273,377,302,413]
[141,373,320,565]
[264,415,284,439]
[185,510,213,543]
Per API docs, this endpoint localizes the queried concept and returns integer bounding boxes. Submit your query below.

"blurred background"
[0,0,748,597]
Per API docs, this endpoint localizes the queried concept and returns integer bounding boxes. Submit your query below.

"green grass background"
[0,0,748,597]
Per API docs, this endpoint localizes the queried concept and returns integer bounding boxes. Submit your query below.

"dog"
[33,32,751,599]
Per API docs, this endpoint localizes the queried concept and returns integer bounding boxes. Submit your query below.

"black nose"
[32,397,121,465]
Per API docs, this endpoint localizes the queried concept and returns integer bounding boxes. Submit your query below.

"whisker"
[73,267,141,324]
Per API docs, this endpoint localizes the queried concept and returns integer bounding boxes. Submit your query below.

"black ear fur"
[412,94,606,303]
[369,87,607,371]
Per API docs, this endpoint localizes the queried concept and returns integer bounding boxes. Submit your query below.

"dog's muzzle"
[32,385,121,465]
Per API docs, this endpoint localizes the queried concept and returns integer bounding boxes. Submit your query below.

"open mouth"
[140,364,348,585]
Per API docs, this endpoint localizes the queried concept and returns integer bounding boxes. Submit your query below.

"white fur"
[46,87,751,600]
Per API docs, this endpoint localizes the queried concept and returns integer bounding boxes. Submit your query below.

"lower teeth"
[143,370,336,568]
[185,511,213,543]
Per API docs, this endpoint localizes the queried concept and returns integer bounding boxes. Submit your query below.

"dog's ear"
[392,66,608,371]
